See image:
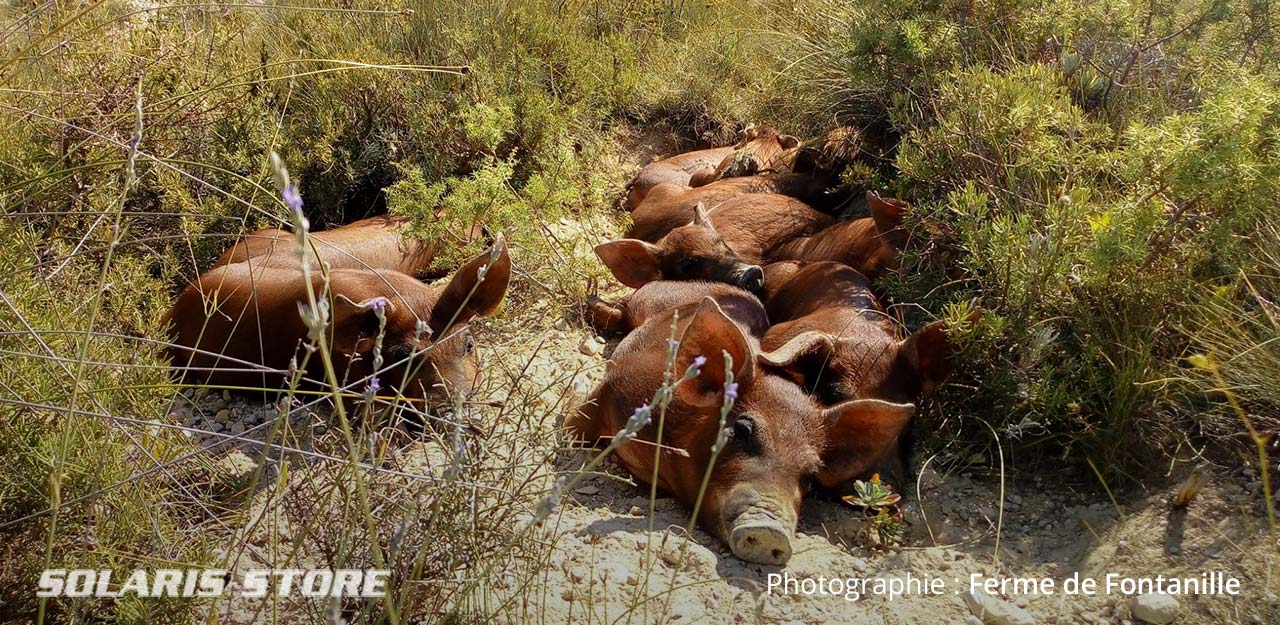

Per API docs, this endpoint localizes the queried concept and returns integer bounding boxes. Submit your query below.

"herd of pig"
[161,125,967,567]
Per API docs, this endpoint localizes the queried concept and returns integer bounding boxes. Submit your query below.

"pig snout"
[721,486,795,565]
[731,264,765,293]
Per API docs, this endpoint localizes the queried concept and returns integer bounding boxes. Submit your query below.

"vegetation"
[0,0,1276,622]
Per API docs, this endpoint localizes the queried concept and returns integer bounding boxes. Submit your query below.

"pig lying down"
[163,217,510,407]
[569,282,917,564]
[582,126,972,564]
[622,124,802,211]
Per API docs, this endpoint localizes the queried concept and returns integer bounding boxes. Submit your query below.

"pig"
[622,125,800,211]
[164,237,511,403]
[769,192,909,280]
[595,196,833,293]
[568,285,915,564]
[758,260,972,487]
[627,172,842,242]
[687,128,802,187]
[595,204,766,294]
[212,214,483,279]
[585,279,769,335]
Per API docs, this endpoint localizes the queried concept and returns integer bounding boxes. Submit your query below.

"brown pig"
[622,125,800,211]
[596,196,832,293]
[687,128,802,187]
[759,260,971,488]
[769,192,909,280]
[585,279,769,335]
[626,164,847,242]
[164,237,511,403]
[212,214,483,279]
[568,287,915,564]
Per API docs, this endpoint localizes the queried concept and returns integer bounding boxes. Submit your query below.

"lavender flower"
[282,183,303,213]
[725,381,739,402]
[680,354,707,381]
[615,403,653,442]
[534,476,568,521]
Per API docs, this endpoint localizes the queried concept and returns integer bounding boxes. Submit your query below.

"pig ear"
[898,315,968,393]
[759,331,834,370]
[429,234,512,335]
[690,202,715,231]
[331,294,395,352]
[778,134,801,150]
[675,297,754,407]
[818,399,916,489]
[867,192,909,234]
[594,239,664,288]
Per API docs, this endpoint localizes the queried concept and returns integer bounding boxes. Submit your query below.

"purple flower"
[725,382,739,402]
[693,355,707,369]
[128,134,141,150]
[283,183,303,213]
[368,297,388,312]
[367,376,381,394]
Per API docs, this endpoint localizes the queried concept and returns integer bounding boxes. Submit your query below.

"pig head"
[569,291,914,564]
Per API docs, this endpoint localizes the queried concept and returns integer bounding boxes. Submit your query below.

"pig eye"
[464,333,475,354]
[384,343,415,365]
[730,416,762,456]
[678,257,703,273]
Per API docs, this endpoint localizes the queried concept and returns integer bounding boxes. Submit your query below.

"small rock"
[229,421,245,435]
[208,421,225,433]
[628,506,643,516]
[1131,593,1179,624]
[965,591,1035,625]
[575,485,600,496]
[215,409,231,422]
[578,336,604,356]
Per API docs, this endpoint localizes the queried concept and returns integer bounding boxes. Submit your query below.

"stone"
[578,335,606,356]
[1131,593,1180,624]
[574,485,600,496]
[965,591,1036,625]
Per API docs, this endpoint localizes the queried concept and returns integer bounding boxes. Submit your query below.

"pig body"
[569,283,915,564]
[165,238,511,403]
[595,195,831,293]
[623,126,801,211]
[586,280,769,335]
[627,173,839,242]
[212,214,480,279]
[769,193,909,280]
[687,127,801,187]
[623,147,736,212]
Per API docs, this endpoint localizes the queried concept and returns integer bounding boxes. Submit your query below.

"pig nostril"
[746,536,757,544]
[740,266,765,291]
[771,549,783,560]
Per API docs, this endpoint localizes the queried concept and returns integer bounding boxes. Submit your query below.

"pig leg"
[584,277,628,333]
